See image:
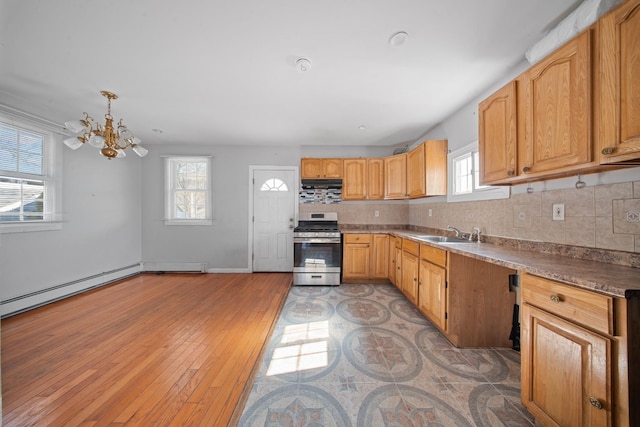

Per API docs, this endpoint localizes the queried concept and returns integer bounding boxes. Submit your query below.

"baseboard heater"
[142,262,207,273]
[1,264,141,318]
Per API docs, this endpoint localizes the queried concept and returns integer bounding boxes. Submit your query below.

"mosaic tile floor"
[238,284,535,427]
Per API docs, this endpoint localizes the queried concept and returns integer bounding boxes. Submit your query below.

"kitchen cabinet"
[342,233,389,283]
[519,29,594,177]
[367,158,385,199]
[342,158,367,200]
[478,29,596,184]
[301,158,343,179]
[342,158,386,200]
[394,238,402,288]
[400,239,419,304]
[342,234,371,280]
[521,274,613,427]
[417,244,447,332]
[521,273,640,427]
[370,234,389,279]
[407,140,448,197]
[598,0,640,164]
[384,153,407,199]
[478,81,518,184]
[388,235,396,285]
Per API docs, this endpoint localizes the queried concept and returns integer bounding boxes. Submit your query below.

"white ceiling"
[0,0,580,148]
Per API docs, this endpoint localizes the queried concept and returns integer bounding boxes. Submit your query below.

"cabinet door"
[367,158,385,199]
[342,159,367,200]
[395,247,402,290]
[478,81,518,184]
[521,303,611,427]
[599,0,640,163]
[384,154,407,199]
[418,259,446,331]
[407,143,426,198]
[322,158,343,178]
[519,30,593,176]
[401,252,419,304]
[343,243,371,280]
[370,234,389,278]
[301,158,323,178]
[424,140,448,196]
[388,236,396,284]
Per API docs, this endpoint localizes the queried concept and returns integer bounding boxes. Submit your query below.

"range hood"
[301,178,342,189]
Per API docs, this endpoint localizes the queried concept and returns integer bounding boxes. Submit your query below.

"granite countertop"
[341,228,640,299]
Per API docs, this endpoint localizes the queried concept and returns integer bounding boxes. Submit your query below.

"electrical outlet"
[374,210,379,217]
[553,204,565,221]
[428,209,432,217]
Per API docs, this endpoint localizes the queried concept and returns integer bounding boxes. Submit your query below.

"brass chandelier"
[63,90,148,159]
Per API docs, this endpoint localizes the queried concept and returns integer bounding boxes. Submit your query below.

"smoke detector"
[296,58,312,72]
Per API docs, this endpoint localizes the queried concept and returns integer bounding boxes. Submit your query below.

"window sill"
[164,219,213,226]
[0,222,62,233]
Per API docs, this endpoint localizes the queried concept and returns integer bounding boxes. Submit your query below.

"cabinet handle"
[507,170,515,177]
[522,166,531,173]
[589,397,603,410]
[413,278,417,282]
[550,294,561,303]
[601,146,615,155]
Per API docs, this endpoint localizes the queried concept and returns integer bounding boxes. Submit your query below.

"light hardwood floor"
[1,272,292,426]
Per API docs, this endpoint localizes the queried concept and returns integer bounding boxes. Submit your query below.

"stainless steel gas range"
[293,212,341,286]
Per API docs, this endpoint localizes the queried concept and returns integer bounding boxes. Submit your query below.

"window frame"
[447,142,510,202]
[0,113,62,233]
[164,155,213,226]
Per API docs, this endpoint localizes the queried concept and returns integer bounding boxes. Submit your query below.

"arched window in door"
[260,178,289,192]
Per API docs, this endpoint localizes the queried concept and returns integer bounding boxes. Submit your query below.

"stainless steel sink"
[417,235,475,244]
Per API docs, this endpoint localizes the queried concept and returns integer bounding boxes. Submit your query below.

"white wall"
[0,137,142,316]
[140,144,392,271]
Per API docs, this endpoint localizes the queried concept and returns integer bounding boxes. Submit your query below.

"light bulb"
[132,145,148,157]
[88,134,105,148]
[64,120,86,133]
[63,137,84,150]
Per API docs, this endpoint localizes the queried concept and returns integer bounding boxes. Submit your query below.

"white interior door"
[252,168,296,272]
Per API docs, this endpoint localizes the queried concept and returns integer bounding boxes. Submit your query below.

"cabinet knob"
[507,170,515,177]
[413,278,417,282]
[522,166,531,173]
[589,397,603,410]
[550,294,561,303]
[601,146,615,155]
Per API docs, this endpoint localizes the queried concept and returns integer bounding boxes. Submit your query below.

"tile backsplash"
[300,180,640,254]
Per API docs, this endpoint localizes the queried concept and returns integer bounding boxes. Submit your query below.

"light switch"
[553,204,565,221]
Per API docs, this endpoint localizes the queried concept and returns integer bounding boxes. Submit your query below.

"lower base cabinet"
[521,273,639,427]
[342,233,389,283]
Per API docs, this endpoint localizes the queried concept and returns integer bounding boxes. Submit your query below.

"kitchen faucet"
[447,225,462,238]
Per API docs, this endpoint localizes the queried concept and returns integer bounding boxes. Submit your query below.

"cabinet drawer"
[344,234,372,244]
[522,274,613,335]
[420,244,447,267]
[402,239,420,256]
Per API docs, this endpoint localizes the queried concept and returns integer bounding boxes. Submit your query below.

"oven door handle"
[294,238,341,244]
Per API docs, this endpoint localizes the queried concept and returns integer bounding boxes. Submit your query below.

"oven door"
[293,238,342,285]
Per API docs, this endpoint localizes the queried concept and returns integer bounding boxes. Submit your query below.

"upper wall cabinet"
[479,29,596,184]
[407,140,448,197]
[519,30,594,177]
[367,158,385,200]
[598,0,640,164]
[342,158,367,200]
[384,153,407,199]
[478,81,518,184]
[301,158,343,179]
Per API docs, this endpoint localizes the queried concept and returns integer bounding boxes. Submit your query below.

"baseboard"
[142,262,208,273]
[1,263,142,318]
[207,267,252,273]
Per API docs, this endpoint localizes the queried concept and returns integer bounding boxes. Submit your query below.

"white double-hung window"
[448,142,510,202]
[164,156,212,225]
[0,119,60,232]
